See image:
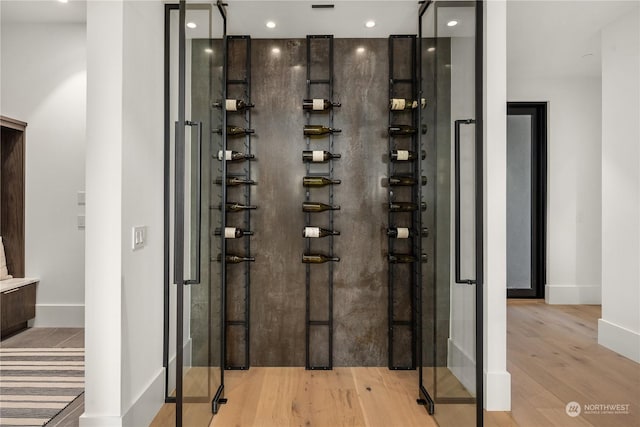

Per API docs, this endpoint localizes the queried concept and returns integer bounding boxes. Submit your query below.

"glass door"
[418,1,483,426]
[167,1,226,426]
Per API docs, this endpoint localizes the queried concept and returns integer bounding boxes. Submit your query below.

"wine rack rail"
[304,35,337,370]
[224,35,253,370]
[388,34,419,370]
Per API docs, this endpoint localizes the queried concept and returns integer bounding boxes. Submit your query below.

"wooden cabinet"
[1,280,37,339]
[1,116,26,278]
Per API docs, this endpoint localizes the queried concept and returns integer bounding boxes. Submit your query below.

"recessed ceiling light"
[447,20,458,27]
[186,22,197,29]
[266,21,276,29]
[272,47,281,54]
[427,47,435,52]
[58,0,68,3]
[204,48,213,54]
[356,47,365,54]
[365,20,376,28]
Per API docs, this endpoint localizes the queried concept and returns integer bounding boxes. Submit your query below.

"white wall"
[81,1,165,426]
[599,8,640,363]
[0,23,86,326]
[508,75,602,304]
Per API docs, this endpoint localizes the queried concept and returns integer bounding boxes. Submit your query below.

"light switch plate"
[132,226,147,250]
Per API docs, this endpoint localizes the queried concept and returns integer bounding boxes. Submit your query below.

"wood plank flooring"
[150,367,436,427]
[507,300,640,427]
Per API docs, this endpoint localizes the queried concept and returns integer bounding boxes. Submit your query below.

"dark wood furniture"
[1,116,26,278]
[0,116,34,339]
[1,279,38,338]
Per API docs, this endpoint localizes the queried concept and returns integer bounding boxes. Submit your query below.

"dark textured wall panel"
[242,38,397,367]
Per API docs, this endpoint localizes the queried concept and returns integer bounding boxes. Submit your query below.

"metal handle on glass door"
[184,120,202,285]
[454,119,477,285]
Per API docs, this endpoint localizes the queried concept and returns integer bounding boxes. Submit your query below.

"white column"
[599,8,640,363]
[483,0,511,411]
[82,1,124,425]
[82,1,165,426]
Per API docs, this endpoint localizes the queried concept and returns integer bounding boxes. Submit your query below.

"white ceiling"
[1,0,86,24]
[507,0,639,78]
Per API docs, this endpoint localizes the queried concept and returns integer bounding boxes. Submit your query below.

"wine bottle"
[388,253,428,263]
[389,202,427,212]
[214,125,255,137]
[390,150,426,161]
[387,227,429,239]
[302,254,340,263]
[304,125,342,136]
[214,227,254,238]
[212,99,255,111]
[303,227,340,238]
[388,125,417,136]
[302,202,341,212]
[216,254,255,263]
[302,98,341,111]
[389,98,418,110]
[215,176,256,186]
[303,176,341,187]
[221,202,258,212]
[389,175,428,186]
[302,150,341,163]
[217,150,255,162]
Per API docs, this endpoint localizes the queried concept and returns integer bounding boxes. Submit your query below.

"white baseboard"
[34,303,84,327]
[78,415,122,427]
[447,338,476,394]
[484,370,512,411]
[598,318,640,363]
[545,285,601,305]
[122,368,165,427]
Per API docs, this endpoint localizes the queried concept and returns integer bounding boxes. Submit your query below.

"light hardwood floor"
[152,302,639,427]
[151,367,437,427]
[507,300,640,427]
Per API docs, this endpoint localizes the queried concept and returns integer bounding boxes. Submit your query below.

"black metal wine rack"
[304,35,338,370]
[387,34,420,370]
[224,35,253,370]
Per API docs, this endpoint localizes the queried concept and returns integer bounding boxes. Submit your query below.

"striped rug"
[0,348,84,427]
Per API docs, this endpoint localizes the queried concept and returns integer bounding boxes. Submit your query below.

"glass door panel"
[169,1,226,426]
[419,1,482,426]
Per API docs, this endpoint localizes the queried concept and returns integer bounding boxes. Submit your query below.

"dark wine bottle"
[302,202,340,212]
[388,125,417,135]
[302,150,341,163]
[303,176,341,187]
[214,125,255,136]
[221,202,257,212]
[214,227,254,239]
[304,125,342,136]
[217,150,255,162]
[389,202,427,212]
[216,254,255,263]
[388,253,428,263]
[390,150,426,161]
[215,177,256,186]
[387,227,429,239]
[302,254,340,263]
[212,99,255,111]
[303,227,340,238]
[389,175,427,186]
[302,98,341,111]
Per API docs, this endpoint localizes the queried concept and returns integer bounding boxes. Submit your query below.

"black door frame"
[506,102,547,299]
